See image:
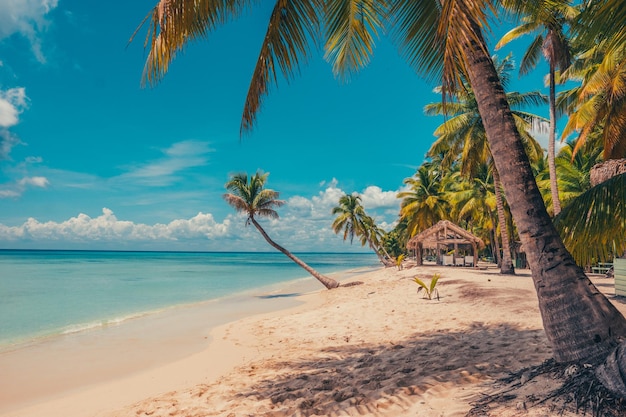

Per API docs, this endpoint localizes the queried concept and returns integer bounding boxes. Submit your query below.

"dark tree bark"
[461,18,626,370]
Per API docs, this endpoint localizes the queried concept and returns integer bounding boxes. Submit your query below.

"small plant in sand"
[396,254,405,270]
[414,273,440,300]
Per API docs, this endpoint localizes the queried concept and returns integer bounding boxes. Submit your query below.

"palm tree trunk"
[493,168,515,274]
[548,63,562,216]
[250,217,340,289]
[461,18,626,368]
[490,218,501,267]
[367,236,394,267]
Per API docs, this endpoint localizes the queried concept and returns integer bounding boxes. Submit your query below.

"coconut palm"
[398,163,451,238]
[496,0,577,215]
[331,193,392,266]
[446,165,499,264]
[223,171,339,289]
[425,53,546,274]
[559,42,626,160]
[137,0,626,394]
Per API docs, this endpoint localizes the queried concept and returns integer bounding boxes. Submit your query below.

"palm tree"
[496,0,577,215]
[559,41,626,160]
[331,193,393,266]
[446,165,499,264]
[136,0,626,393]
[392,0,626,382]
[397,163,451,237]
[425,53,546,274]
[223,171,339,289]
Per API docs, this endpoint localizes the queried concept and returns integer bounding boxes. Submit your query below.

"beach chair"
[464,256,474,267]
[455,257,465,266]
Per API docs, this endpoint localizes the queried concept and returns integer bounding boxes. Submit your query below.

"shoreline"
[3,263,624,417]
[0,266,372,416]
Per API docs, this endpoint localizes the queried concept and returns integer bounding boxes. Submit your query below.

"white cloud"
[18,176,49,187]
[118,140,214,186]
[0,175,49,198]
[0,87,27,128]
[0,129,22,160]
[0,181,403,251]
[0,0,59,62]
[360,185,399,209]
[0,208,231,243]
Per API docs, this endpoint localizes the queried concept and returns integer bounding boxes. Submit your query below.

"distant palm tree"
[223,171,339,289]
[496,0,576,215]
[331,193,392,266]
[398,164,451,238]
[425,54,546,273]
[446,165,498,263]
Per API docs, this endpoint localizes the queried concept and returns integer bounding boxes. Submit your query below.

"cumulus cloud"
[360,185,399,209]
[0,0,59,62]
[0,208,231,243]
[0,181,403,251]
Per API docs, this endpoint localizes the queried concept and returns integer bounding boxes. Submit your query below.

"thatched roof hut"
[407,220,485,267]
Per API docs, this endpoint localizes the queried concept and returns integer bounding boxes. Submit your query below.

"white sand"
[2,263,623,417]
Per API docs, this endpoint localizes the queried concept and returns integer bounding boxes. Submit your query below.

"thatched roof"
[407,220,485,250]
[590,158,626,186]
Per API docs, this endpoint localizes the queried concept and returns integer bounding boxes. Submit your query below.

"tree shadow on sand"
[229,324,549,416]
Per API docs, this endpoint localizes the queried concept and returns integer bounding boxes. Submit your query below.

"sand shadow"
[256,293,302,299]
[232,324,549,416]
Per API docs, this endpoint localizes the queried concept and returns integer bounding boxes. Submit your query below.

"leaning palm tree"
[331,193,393,266]
[136,0,626,395]
[223,171,339,289]
[496,0,576,215]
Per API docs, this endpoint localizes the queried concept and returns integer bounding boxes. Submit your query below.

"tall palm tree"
[331,193,393,266]
[136,0,626,393]
[425,53,546,274]
[223,171,339,289]
[496,0,577,215]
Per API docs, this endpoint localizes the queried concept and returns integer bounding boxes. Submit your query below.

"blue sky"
[0,1,550,252]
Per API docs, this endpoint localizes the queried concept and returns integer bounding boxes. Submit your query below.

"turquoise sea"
[0,250,379,349]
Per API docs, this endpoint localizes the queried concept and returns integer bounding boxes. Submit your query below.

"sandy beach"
[2,263,624,417]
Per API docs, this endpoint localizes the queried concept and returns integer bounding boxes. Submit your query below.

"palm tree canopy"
[331,193,367,244]
[223,171,285,223]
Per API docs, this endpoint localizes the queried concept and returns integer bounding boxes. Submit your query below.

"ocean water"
[0,250,378,349]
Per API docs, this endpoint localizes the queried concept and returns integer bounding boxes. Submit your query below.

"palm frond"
[136,0,248,86]
[554,173,626,266]
[323,0,388,80]
[241,0,321,133]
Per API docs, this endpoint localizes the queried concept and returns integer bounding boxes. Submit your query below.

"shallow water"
[0,250,378,348]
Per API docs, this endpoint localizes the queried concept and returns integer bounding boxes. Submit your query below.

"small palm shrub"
[396,254,405,270]
[413,273,440,300]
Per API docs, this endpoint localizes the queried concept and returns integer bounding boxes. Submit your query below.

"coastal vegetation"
[413,273,440,301]
[223,171,339,289]
[137,0,626,398]
[331,193,394,267]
